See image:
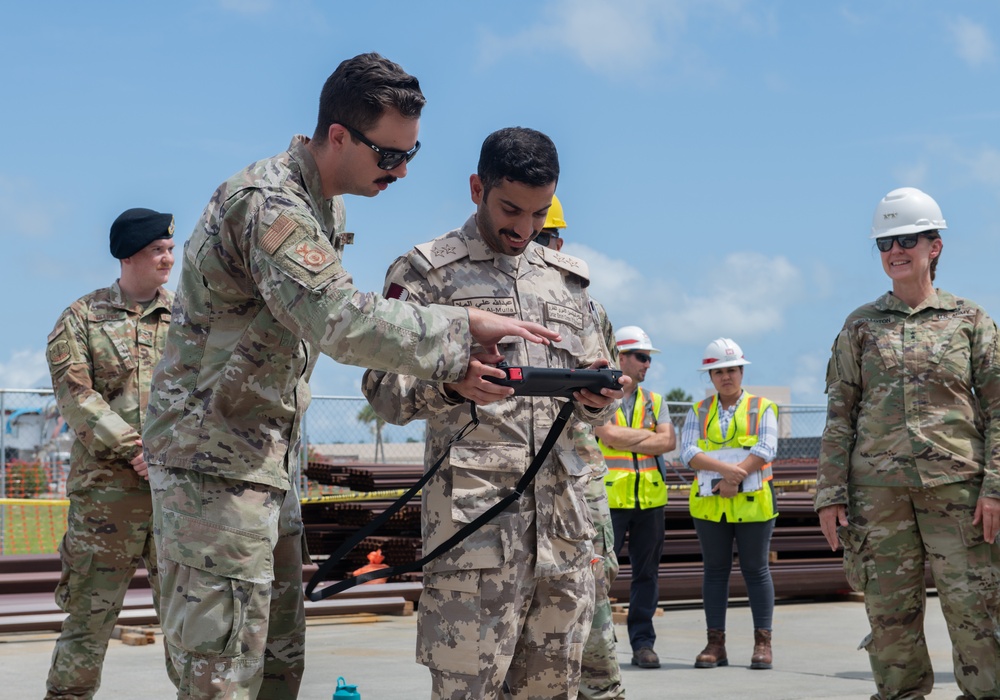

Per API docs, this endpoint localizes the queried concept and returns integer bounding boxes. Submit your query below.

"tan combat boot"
[694,629,727,668]
[750,628,772,669]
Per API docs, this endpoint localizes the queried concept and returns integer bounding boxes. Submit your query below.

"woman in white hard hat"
[816,187,1000,700]
[680,338,779,671]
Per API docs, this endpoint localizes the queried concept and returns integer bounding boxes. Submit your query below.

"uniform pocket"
[840,522,878,594]
[54,533,94,615]
[549,448,597,543]
[158,510,273,657]
[449,443,525,524]
[417,571,483,676]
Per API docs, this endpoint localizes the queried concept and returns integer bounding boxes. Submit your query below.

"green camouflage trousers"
[150,466,306,700]
[418,531,595,699]
[579,476,624,700]
[842,481,1000,700]
[46,486,173,699]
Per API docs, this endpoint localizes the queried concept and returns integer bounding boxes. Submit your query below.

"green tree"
[357,403,386,463]
[664,387,694,429]
[665,387,693,402]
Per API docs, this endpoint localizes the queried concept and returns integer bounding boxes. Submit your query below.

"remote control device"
[485,362,623,399]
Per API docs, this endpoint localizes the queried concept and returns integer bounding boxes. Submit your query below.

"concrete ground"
[0,595,965,699]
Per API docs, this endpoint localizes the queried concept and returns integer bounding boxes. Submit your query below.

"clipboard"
[696,447,763,497]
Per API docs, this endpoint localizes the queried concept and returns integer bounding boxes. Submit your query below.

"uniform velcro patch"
[48,340,71,365]
[546,302,584,330]
[285,241,336,273]
[261,214,298,255]
[386,283,410,301]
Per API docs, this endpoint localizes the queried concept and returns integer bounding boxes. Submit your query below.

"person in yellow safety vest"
[680,338,778,673]
[596,326,676,670]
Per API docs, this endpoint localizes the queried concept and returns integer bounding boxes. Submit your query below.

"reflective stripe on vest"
[601,387,667,510]
[688,392,778,523]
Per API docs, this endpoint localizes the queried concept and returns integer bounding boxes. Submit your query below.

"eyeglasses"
[338,123,420,170]
[628,352,652,364]
[875,233,922,253]
[534,231,559,246]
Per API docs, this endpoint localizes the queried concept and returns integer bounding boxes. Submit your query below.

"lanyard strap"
[306,400,576,601]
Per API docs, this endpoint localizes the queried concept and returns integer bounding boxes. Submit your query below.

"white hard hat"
[615,325,660,354]
[871,187,947,239]
[698,338,750,372]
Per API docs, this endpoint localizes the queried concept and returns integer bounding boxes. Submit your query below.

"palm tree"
[357,403,386,463]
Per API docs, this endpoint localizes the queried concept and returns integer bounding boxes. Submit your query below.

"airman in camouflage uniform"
[817,187,1000,700]
[44,208,176,699]
[363,128,623,700]
[143,56,557,700]
[537,201,625,699]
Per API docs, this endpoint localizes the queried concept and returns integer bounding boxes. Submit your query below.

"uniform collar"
[875,288,957,315]
[109,280,171,315]
[287,135,342,234]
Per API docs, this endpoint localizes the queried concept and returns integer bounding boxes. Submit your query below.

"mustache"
[500,228,539,240]
[375,175,398,185]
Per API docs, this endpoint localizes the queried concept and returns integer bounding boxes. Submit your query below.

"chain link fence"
[2,387,828,554]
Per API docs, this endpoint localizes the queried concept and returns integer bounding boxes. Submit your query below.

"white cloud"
[480,0,752,76]
[564,244,803,346]
[789,351,828,404]
[0,349,50,389]
[949,16,994,67]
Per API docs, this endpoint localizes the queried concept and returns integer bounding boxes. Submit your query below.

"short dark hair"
[313,53,425,144]
[477,127,559,198]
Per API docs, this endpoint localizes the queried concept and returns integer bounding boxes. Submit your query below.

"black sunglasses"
[875,233,923,253]
[628,352,652,364]
[535,231,559,246]
[338,123,420,170]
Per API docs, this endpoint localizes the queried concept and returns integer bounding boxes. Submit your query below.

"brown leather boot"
[750,628,772,669]
[694,629,728,668]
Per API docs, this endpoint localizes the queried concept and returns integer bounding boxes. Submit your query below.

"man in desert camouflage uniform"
[816,186,1000,700]
[536,195,625,700]
[362,127,624,700]
[44,208,177,699]
[143,55,557,700]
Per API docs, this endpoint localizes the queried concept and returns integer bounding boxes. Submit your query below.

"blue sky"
[2,0,999,405]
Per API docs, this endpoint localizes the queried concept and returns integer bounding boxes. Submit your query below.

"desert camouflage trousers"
[579,476,624,700]
[46,486,173,699]
[841,481,1000,700]
[417,524,595,699]
[150,466,306,700]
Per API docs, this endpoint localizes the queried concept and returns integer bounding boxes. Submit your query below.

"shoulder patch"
[285,240,336,273]
[414,236,470,270]
[48,340,71,366]
[47,322,65,344]
[260,214,298,255]
[539,246,590,282]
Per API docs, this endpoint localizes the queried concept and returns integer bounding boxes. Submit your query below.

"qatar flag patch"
[387,283,410,301]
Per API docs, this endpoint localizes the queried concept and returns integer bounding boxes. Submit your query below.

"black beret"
[109,208,175,259]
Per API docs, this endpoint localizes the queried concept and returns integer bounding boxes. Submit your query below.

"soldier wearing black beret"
[109,207,175,259]
[43,207,177,697]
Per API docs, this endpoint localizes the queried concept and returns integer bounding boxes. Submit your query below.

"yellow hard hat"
[544,194,567,230]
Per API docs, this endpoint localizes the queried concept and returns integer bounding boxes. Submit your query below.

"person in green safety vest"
[596,325,675,670]
[680,337,778,672]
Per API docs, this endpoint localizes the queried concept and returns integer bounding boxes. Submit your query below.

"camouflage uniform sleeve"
[361,255,462,425]
[250,202,471,383]
[45,305,140,462]
[971,307,1000,500]
[573,289,618,426]
[815,323,862,510]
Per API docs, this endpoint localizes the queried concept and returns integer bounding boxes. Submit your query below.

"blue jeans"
[611,506,664,650]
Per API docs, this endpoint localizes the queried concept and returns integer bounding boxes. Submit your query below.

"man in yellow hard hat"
[539,195,625,699]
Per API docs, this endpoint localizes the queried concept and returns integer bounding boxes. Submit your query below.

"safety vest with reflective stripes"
[688,392,778,523]
[601,387,667,510]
